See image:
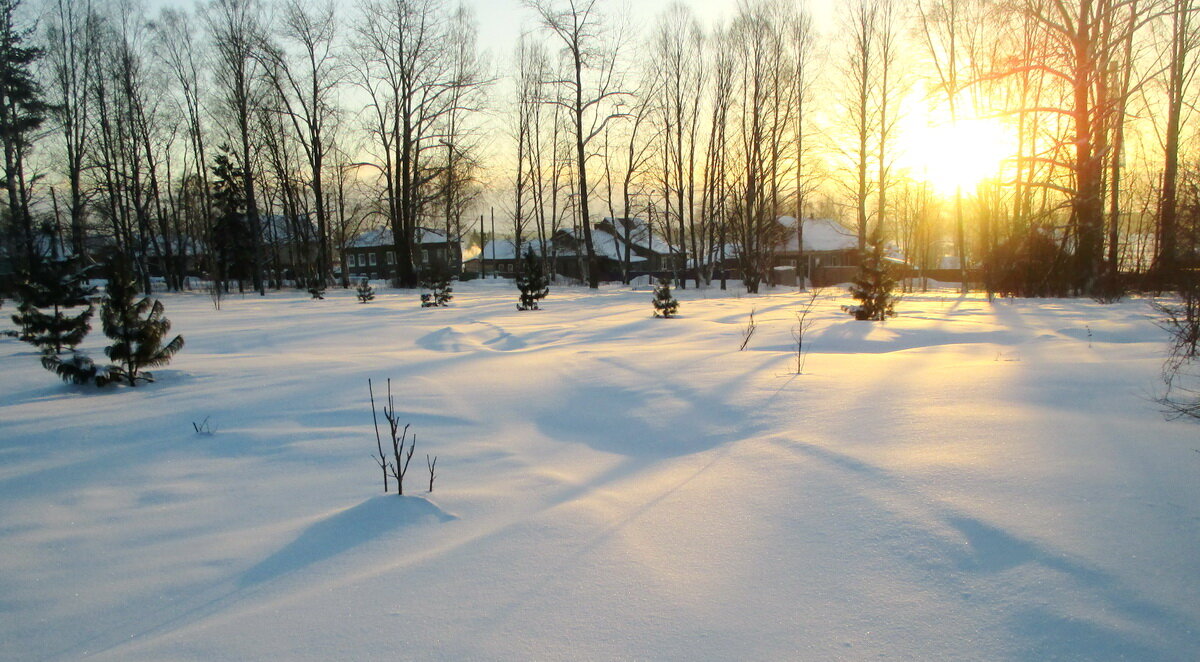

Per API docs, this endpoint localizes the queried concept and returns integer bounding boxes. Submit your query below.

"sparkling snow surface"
[0,280,1197,660]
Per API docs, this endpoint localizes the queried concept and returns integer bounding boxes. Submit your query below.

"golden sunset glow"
[899,118,1015,195]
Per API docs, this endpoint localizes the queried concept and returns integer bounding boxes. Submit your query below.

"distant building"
[771,217,905,286]
[342,227,462,281]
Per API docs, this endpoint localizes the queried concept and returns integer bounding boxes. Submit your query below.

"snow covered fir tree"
[11,257,96,355]
[515,248,549,311]
[845,231,898,321]
[652,277,679,318]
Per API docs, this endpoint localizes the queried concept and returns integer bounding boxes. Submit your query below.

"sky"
[468,0,838,62]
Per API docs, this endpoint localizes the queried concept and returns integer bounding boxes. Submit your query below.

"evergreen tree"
[11,257,95,354]
[356,278,375,303]
[97,259,184,386]
[0,0,49,271]
[307,276,326,299]
[845,232,898,321]
[652,277,679,318]
[419,261,453,307]
[210,148,254,292]
[41,351,97,385]
[515,248,548,311]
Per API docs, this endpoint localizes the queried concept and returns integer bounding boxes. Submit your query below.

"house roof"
[348,227,455,248]
[475,239,538,261]
[558,227,648,262]
[599,217,679,255]
[777,217,859,253]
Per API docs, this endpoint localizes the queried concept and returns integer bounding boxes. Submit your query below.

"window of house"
[369,253,377,266]
[387,251,395,264]
[421,249,429,263]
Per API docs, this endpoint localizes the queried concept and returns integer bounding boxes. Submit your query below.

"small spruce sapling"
[515,248,549,310]
[42,352,99,385]
[356,278,375,303]
[844,231,898,321]
[307,275,326,300]
[98,260,185,386]
[419,262,453,307]
[12,258,96,354]
[652,277,679,318]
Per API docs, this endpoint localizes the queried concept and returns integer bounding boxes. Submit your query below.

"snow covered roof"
[777,217,859,253]
[476,239,542,261]
[348,227,455,248]
[600,217,678,255]
[558,227,648,262]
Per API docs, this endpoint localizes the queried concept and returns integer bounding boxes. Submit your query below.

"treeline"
[0,0,1197,297]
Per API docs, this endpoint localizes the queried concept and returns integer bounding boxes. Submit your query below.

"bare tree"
[527,0,629,288]
[650,3,705,287]
[44,0,100,263]
[726,0,797,293]
[207,0,266,295]
[153,6,212,289]
[262,0,342,287]
[353,0,461,288]
[1153,0,1200,282]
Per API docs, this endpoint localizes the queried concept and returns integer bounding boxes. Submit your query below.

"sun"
[899,118,1014,195]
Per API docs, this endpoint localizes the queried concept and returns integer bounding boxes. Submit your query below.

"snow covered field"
[1,280,1197,661]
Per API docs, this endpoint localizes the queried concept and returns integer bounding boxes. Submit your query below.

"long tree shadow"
[789,440,1198,658]
[238,495,456,587]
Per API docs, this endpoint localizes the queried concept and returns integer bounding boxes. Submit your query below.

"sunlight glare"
[901,119,1013,195]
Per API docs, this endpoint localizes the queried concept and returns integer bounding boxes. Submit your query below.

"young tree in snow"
[516,247,549,310]
[652,276,678,318]
[97,258,185,386]
[846,229,898,321]
[356,278,375,303]
[419,261,453,307]
[12,257,95,354]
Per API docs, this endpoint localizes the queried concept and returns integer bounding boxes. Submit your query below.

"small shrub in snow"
[739,307,757,351]
[652,277,679,318]
[369,378,421,495]
[192,417,215,436]
[792,289,821,374]
[1154,280,1200,419]
[516,248,549,311]
[209,280,223,311]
